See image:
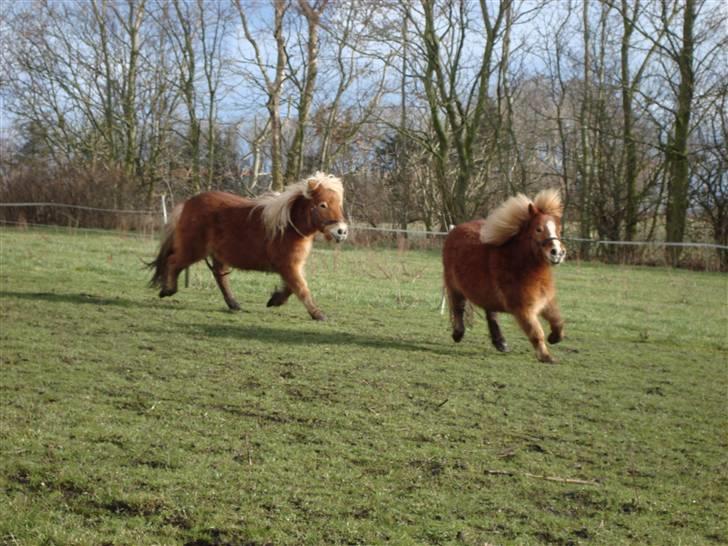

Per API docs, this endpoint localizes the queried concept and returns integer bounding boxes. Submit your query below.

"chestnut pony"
[148,172,348,320]
[443,189,567,363]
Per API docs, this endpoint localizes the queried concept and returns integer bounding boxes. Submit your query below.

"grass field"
[1,226,726,546]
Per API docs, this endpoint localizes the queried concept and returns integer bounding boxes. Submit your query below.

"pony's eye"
[536,227,543,233]
[319,202,328,209]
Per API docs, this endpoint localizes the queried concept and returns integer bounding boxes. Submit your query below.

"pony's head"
[304,173,348,242]
[526,190,566,265]
[258,172,348,241]
[480,188,566,265]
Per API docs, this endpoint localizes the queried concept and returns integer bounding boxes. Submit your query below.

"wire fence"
[1,201,726,271]
[346,224,727,271]
[348,223,728,249]
[0,201,160,235]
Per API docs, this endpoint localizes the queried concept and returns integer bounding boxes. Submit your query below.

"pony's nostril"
[550,248,558,256]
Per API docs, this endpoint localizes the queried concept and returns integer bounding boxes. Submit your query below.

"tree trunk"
[285,1,325,184]
[621,0,638,243]
[270,1,286,191]
[665,0,695,266]
[578,0,592,258]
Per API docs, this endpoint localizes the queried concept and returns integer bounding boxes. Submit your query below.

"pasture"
[1,227,726,545]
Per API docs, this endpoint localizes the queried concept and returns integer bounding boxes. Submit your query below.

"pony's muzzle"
[327,222,348,242]
[549,244,566,264]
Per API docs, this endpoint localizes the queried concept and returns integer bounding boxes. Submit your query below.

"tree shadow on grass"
[0,290,170,309]
[181,321,465,357]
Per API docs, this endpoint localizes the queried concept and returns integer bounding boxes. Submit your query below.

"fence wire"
[349,224,728,250]
[0,202,156,215]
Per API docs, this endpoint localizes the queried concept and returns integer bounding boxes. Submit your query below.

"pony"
[148,172,348,320]
[442,189,567,363]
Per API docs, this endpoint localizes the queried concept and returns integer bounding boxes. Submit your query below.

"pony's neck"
[502,233,547,272]
[289,197,316,237]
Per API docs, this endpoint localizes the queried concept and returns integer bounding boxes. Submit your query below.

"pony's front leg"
[486,311,509,352]
[541,300,564,344]
[515,312,554,363]
[278,267,326,321]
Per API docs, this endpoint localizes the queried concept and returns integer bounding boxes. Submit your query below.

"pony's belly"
[458,276,507,312]
[469,293,507,313]
[227,256,274,273]
[212,244,272,272]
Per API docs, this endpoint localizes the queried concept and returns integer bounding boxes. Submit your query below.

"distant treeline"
[1,0,725,268]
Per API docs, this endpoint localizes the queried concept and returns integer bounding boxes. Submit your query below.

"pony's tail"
[442,277,474,327]
[147,204,181,288]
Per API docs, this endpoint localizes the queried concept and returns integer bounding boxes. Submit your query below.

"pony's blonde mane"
[255,172,344,238]
[533,188,563,218]
[480,189,562,245]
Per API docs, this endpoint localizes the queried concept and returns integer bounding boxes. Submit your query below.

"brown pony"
[443,189,567,363]
[148,172,348,320]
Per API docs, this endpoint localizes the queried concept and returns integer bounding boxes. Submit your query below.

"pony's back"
[180,191,253,220]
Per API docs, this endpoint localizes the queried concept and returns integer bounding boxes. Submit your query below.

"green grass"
[1,226,726,545]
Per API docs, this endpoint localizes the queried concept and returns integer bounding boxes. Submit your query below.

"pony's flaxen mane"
[480,189,562,245]
[533,188,563,218]
[255,172,344,238]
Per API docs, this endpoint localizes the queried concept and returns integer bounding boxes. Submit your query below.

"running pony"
[443,189,567,363]
[148,172,348,320]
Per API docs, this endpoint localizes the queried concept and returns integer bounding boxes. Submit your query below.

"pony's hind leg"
[514,312,554,363]
[207,257,241,311]
[160,253,183,298]
[149,230,182,299]
[541,299,564,344]
[448,288,466,342]
[161,247,198,298]
[486,311,508,352]
[267,284,292,307]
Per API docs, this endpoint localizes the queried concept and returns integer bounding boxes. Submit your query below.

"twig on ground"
[245,434,253,466]
[485,469,600,486]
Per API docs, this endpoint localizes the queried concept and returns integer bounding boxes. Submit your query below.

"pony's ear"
[528,203,536,217]
[307,178,319,191]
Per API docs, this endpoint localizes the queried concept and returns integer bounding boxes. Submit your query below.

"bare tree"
[663,0,696,264]
[198,0,234,190]
[315,1,388,172]
[235,0,288,191]
[613,0,669,242]
[283,0,328,183]
[692,90,728,268]
[394,0,511,224]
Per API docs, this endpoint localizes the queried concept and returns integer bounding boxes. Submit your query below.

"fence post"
[161,194,168,224]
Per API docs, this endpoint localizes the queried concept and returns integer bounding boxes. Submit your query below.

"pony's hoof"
[159,288,176,298]
[548,331,563,344]
[311,311,327,321]
[452,329,464,343]
[538,353,556,364]
[494,340,509,353]
[227,301,241,311]
[267,292,288,307]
